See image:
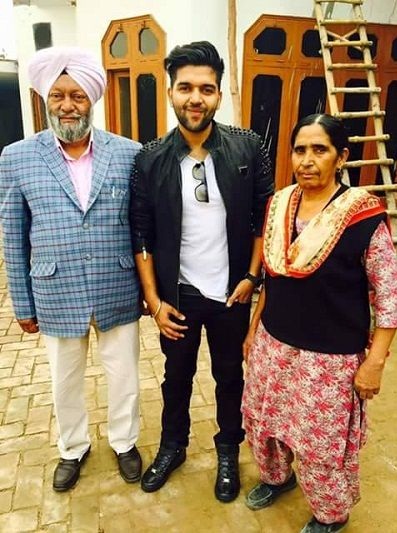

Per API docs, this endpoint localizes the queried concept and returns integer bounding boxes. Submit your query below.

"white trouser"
[43,321,140,460]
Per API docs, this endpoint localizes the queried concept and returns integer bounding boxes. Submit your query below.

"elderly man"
[0,47,142,491]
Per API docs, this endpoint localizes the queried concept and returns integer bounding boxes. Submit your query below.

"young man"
[0,47,142,491]
[132,41,273,502]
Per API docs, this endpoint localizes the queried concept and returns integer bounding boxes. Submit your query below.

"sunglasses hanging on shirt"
[192,162,209,203]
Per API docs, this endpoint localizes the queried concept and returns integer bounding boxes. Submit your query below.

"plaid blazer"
[0,128,142,337]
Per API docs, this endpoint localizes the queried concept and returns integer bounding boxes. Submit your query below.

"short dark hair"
[164,41,225,88]
[290,113,349,156]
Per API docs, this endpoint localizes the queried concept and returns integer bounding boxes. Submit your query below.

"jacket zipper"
[176,164,183,310]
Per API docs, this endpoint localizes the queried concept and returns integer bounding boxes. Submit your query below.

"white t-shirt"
[179,154,229,302]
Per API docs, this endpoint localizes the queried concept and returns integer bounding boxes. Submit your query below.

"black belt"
[178,283,202,296]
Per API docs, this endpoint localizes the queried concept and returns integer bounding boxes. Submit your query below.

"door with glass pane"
[113,72,132,139]
[102,16,166,143]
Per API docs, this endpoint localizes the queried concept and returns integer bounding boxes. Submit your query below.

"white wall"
[362,1,397,23]
[0,59,18,75]
[0,0,17,59]
[12,0,397,138]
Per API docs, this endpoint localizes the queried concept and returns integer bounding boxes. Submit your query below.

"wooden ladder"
[313,0,397,239]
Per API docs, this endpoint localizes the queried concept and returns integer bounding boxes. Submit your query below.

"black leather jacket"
[131,121,274,308]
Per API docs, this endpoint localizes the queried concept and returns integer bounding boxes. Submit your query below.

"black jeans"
[159,286,250,449]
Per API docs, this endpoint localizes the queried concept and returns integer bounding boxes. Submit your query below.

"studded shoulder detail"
[140,137,162,153]
[226,125,260,140]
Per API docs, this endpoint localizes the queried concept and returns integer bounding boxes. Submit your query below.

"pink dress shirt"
[55,132,93,211]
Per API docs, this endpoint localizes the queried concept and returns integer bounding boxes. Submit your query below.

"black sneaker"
[300,516,349,533]
[141,446,186,492]
[245,471,297,510]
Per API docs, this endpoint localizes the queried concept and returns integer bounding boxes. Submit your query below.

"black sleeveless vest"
[262,213,385,354]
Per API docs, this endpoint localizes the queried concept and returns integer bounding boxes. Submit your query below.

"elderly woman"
[242,114,397,533]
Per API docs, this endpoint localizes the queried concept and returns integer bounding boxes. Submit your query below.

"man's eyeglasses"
[192,162,209,203]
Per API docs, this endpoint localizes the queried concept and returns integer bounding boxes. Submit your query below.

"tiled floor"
[0,236,396,532]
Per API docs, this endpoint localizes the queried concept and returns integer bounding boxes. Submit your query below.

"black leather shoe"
[215,444,240,503]
[141,446,186,492]
[300,516,349,533]
[116,445,142,483]
[246,471,297,510]
[53,447,90,492]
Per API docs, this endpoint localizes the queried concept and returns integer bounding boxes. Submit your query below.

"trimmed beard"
[173,106,216,133]
[47,108,93,143]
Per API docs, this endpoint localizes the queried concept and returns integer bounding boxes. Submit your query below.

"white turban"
[28,46,107,104]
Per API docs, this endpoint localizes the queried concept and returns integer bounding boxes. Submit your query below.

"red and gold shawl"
[263,184,385,278]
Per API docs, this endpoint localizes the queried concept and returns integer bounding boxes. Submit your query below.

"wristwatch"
[244,272,262,287]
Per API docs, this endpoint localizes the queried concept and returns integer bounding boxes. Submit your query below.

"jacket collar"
[37,129,81,209]
[36,128,113,214]
[172,121,221,162]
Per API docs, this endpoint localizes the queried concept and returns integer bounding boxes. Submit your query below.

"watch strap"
[244,272,261,286]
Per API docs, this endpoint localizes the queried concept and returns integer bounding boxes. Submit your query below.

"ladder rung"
[348,134,390,143]
[328,63,377,70]
[336,110,385,119]
[315,0,397,237]
[344,158,394,168]
[361,184,397,192]
[320,19,367,25]
[331,87,381,94]
[315,0,363,4]
[325,40,372,48]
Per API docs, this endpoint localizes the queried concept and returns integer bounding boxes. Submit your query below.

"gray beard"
[47,108,93,143]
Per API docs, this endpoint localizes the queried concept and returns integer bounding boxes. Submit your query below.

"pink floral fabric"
[365,221,397,328]
[242,322,363,522]
[242,218,397,522]
[242,322,366,469]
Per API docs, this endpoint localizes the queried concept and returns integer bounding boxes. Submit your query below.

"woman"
[242,114,397,533]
